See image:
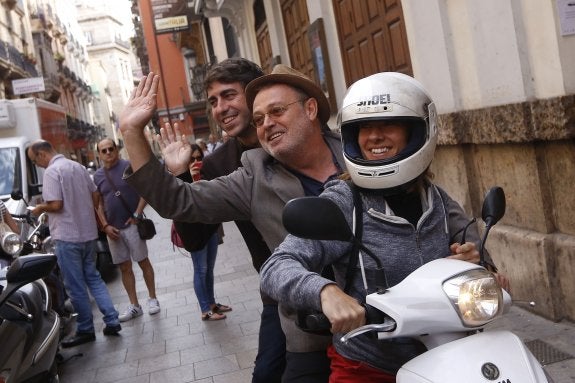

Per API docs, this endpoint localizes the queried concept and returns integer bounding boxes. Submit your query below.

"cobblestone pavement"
[57,207,575,383]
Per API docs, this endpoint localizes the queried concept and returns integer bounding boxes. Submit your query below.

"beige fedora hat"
[245,64,331,124]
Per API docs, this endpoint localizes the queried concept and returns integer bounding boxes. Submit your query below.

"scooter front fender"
[397,330,548,382]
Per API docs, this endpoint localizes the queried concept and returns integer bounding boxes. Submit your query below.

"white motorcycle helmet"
[339,72,438,192]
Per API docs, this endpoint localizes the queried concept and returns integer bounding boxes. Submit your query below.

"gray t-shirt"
[42,155,98,242]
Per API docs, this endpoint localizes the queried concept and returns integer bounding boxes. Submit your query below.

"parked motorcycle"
[282,187,552,382]
[7,191,115,281]
[0,245,61,381]
[6,191,53,257]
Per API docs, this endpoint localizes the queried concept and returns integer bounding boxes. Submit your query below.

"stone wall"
[431,95,575,321]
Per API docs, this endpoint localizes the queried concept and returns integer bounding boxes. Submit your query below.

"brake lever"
[340,316,396,343]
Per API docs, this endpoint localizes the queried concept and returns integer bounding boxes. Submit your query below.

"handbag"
[103,168,156,240]
[170,222,185,248]
[172,220,220,252]
[137,214,156,240]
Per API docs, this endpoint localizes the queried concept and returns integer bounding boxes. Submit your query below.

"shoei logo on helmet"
[355,94,392,114]
[356,94,391,107]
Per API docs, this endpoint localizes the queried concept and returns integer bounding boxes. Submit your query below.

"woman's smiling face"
[357,121,409,160]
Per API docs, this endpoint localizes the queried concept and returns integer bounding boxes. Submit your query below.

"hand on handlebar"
[447,242,480,264]
[493,272,511,293]
[449,243,511,292]
[320,284,366,334]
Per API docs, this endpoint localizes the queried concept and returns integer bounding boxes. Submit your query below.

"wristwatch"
[133,213,143,219]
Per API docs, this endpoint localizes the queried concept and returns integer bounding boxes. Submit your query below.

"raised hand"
[119,72,160,171]
[155,122,192,175]
[120,72,160,135]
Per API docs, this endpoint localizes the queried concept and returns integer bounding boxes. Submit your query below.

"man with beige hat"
[119,64,343,381]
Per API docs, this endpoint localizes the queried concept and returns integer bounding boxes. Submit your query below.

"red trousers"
[327,344,396,383]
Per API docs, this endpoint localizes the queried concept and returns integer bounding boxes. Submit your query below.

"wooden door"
[254,0,274,73]
[333,0,412,86]
[280,0,316,81]
[256,21,274,73]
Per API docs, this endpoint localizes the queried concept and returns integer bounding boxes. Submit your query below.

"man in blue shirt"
[94,138,160,322]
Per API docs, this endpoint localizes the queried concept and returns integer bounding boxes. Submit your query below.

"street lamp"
[190,64,209,100]
[183,48,209,101]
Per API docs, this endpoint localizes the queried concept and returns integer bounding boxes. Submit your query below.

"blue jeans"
[55,240,119,333]
[190,232,219,313]
[252,303,286,383]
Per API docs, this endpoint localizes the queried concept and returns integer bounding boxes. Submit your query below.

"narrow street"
[57,207,575,382]
[58,207,260,382]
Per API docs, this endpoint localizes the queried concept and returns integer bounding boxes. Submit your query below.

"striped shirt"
[0,200,7,224]
[42,154,98,242]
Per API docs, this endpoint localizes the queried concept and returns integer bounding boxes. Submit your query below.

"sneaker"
[148,298,160,315]
[119,304,143,322]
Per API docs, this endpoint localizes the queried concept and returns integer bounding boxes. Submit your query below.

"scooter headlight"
[1,232,23,257]
[442,269,502,327]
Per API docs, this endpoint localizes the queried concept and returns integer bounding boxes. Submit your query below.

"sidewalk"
[57,207,575,383]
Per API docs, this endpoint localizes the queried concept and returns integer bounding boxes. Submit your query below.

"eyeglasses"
[100,147,115,154]
[252,99,306,128]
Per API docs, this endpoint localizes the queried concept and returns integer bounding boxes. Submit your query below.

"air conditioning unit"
[0,100,16,129]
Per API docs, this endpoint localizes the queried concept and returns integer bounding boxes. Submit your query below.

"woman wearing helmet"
[260,72,508,381]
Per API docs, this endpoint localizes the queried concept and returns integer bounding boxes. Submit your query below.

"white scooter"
[282,187,551,382]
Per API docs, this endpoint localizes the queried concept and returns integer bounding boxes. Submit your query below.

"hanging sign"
[152,0,190,34]
[12,77,45,95]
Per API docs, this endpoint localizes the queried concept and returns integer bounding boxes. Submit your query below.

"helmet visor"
[342,117,427,167]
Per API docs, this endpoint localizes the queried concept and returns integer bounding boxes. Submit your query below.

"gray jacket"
[124,130,343,352]
[260,179,487,372]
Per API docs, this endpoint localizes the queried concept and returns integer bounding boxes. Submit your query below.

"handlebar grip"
[297,304,386,335]
[305,313,331,331]
[296,310,332,335]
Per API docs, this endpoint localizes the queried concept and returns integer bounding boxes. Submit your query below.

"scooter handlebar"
[296,303,390,336]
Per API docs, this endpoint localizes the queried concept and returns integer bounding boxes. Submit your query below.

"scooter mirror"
[282,197,353,241]
[481,186,506,227]
[37,212,48,225]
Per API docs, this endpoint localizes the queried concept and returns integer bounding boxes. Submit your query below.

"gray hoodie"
[261,179,486,373]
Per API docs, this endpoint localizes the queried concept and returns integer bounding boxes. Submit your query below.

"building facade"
[76,0,137,151]
[1,0,102,163]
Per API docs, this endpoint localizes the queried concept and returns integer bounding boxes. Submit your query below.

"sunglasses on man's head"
[100,147,115,154]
